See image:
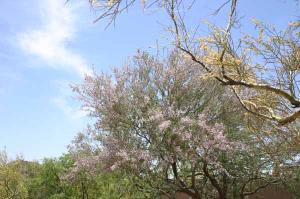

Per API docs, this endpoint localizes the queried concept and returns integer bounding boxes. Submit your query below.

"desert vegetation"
[1,0,299,198]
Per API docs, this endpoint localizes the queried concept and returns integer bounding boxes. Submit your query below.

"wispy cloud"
[17,0,91,119]
[18,0,92,77]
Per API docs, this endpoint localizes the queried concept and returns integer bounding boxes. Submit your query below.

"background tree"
[0,150,28,199]
[0,150,147,199]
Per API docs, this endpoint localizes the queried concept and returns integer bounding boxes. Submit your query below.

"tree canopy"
[80,0,300,126]
[70,51,300,198]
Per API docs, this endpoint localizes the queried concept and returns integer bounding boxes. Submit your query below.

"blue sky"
[0,0,298,161]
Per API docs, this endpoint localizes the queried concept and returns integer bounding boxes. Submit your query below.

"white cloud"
[18,0,92,77]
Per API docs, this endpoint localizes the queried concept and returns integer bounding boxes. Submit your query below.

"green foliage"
[0,151,146,198]
[0,151,28,199]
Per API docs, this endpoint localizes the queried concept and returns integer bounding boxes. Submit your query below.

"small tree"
[0,151,28,199]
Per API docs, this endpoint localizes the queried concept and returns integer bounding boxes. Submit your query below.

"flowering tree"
[69,51,297,198]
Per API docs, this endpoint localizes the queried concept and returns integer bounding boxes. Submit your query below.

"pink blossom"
[180,131,192,141]
[180,116,193,125]
[158,120,171,132]
[149,110,164,121]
